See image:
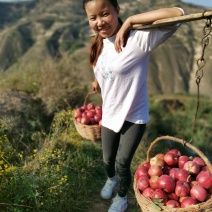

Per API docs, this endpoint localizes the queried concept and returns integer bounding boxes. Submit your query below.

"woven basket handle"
[83,91,102,106]
[146,135,212,174]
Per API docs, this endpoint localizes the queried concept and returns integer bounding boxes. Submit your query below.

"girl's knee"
[115,159,130,174]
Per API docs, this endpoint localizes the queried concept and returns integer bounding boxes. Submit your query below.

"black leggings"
[101,121,146,197]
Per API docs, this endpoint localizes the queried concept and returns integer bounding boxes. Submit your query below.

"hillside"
[0,2,211,211]
[0,0,211,99]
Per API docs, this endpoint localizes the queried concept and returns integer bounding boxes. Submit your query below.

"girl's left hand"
[92,77,99,93]
[114,18,132,53]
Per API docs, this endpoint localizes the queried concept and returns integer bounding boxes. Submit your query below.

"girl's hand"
[114,8,183,53]
[115,18,132,53]
[92,78,99,92]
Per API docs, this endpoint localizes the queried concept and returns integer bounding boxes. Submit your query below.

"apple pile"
[135,149,212,209]
[74,103,102,126]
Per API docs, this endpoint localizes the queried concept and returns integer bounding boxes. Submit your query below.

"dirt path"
[88,186,141,212]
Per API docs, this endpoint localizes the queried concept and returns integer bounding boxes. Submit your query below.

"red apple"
[152,189,168,204]
[167,193,178,201]
[201,166,210,173]
[89,118,96,125]
[137,176,149,191]
[196,171,212,189]
[143,162,151,170]
[95,106,102,115]
[89,108,96,113]
[81,105,87,111]
[74,108,82,118]
[181,197,197,208]
[81,116,89,125]
[87,103,95,110]
[149,175,160,189]
[166,200,180,208]
[142,187,154,199]
[163,165,171,175]
[175,180,190,197]
[169,168,179,180]
[155,153,164,160]
[192,157,205,167]
[183,161,200,175]
[176,168,190,182]
[178,155,190,169]
[167,149,181,157]
[76,117,81,122]
[81,111,87,117]
[94,113,102,123]
[95,105,102,109]
[179,196,187,203]
[86,110,95,119]
[190,185,207,202]
[135,166,149,180]
[164,152,178,166]
[150,156,165,168]
[158,175,175,193]
[148,165,163,177]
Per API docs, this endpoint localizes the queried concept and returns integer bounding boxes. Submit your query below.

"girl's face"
[84,0,120,38]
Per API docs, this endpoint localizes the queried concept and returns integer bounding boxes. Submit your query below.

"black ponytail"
[90,34,103,66]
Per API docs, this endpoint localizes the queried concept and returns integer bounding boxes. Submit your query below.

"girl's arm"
[92,76,99,92]
[115,8,184,53]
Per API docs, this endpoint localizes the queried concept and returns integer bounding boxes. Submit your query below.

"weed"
[0,97,211,211]
[0,110,104,211]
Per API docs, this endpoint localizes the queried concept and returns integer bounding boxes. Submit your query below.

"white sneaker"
[100,177,117,199]
[108,194,128,212]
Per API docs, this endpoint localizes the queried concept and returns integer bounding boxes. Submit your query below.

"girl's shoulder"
[128,29,139,39]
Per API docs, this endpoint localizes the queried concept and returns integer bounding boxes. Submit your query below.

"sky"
[0,0,212,8]
[181,0,212,8]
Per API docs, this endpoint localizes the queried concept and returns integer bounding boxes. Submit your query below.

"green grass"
[0,54,211,211]
[0,95,211,211]
[146,96,212,159]
[0,110,105,211]
[0,56,89,115]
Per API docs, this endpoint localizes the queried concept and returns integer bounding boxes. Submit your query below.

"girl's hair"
[83,0,122,66]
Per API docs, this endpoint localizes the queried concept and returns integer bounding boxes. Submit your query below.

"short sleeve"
[135,7,185,52]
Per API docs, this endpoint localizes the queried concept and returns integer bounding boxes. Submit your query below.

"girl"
[83,0,184,211]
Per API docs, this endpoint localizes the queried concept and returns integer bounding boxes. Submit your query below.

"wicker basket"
[73,117,101,141]
[134,135,212,212]
[73,92,101,141]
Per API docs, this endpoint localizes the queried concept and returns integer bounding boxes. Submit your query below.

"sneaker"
[108,194,128,212]
[100,177,117,199]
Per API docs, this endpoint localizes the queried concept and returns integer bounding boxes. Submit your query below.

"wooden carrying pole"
[132,10,212,30]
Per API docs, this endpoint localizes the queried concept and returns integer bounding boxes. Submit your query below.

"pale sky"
[181,0,212,7]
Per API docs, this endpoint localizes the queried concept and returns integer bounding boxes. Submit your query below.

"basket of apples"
[73,92,102,141]
[134,135,212,212]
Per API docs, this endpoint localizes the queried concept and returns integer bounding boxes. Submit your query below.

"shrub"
[0,110,104,211]
[37,57,88,114]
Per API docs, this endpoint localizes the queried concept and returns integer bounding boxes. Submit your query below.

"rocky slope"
[0,0,211,98]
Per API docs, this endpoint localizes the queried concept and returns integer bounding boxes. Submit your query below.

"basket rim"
[73,116,101,129]
[145,135,212,174]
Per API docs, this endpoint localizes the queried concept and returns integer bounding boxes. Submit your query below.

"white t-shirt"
[94,11,183,132]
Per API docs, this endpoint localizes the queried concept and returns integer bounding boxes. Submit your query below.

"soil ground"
[88,185,141,212]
